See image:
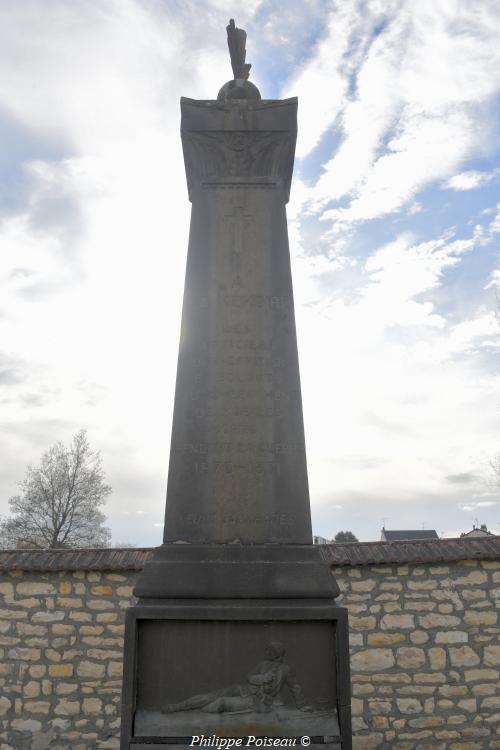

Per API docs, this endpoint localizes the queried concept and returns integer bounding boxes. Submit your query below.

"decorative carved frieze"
[181,98,297,202]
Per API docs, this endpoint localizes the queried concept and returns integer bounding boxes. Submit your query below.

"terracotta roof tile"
[320,536,500,566]
[0,536,498,572]
[0,547,153,572]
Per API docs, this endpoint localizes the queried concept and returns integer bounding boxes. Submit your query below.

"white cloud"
[459,501,497,511]
[323,109,480,224]
[443,170,499,191]
[361,231,472,329]
[283,5,360,159]
[289,1,500,226]
[292,215,500,514]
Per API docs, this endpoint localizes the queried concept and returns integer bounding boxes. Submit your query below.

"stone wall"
[0,542,498,750]
[331,558,500,750]
[0,568,134,750]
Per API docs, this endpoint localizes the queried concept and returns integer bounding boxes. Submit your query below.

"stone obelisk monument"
[121,21,351,749]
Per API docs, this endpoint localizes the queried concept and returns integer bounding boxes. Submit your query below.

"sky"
[1,0,500,545]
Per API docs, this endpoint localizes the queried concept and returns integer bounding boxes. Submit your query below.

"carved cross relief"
[224,205,251,287]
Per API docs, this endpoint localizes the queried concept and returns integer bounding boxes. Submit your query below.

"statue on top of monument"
[227,18,251,80]
[217,19,261,102]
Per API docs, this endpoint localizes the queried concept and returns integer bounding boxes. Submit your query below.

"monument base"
[120,601,351,749]
[134,544,340,599]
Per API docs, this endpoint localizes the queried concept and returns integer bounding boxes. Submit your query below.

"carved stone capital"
[181,98,297,202]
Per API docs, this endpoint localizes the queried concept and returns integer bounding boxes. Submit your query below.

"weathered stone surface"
[6,647,41,661]
[410,630,429,644]
[352,580,377,592]
[408,716,444,728]
[464,668,499,681]
[456,698,477,712]
[368,632,405,645]
[418,613,461,628]
[351,649,395,671]
[454,571,487,585]
[52,624,75,636]
[435,630,468,643]
[91,586,113,596]
[353,684,375,696]
[396,698,422,714]
[23,680,40,698]
[1,609,28,620]
[408,580,437,590]
[77,661,105,679]
[25,700,50,714]
[381,614,414,630]
[351,616,377,630]
[55,699,80,716]
[449,646,480,667]
[464,611,497,626]
[484,645,500,666]
[380,582,403,591]
[352,698,364,715]
[12,718,42,731]
[49,664,74,678]
[17,582,55,596]
[87,649,123,660]
[83,697,102,714]
[472,682,496,695]
[352,734,384,749]
[0,696,12,715]
[429,647,446,670]
[396,647,426,669]
[32,611,65,622]
[17,623,47,636]
[481,696,500,710]
[116,586,134,597]
[107,661,123,678]
[368,699,392,715]
[414,672,447,684]
[29,664,47,678]
[69,611,92,622]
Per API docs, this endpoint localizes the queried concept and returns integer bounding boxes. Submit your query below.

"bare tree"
[0,430,111,549]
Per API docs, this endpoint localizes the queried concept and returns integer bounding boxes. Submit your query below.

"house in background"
[313,534,330,545]
[460,523,495,538]
[381,528,439,542]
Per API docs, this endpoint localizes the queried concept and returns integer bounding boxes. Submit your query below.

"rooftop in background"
[381,528,439,542]
[0,536,498,572]
[313,535,330,545]
[461,523,495,538]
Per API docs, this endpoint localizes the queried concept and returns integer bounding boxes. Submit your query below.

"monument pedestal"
[122,544,351,747]
[121,25,351,748]
[121,599,350,749]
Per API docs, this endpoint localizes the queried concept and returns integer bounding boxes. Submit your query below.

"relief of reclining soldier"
[162,641,314,715]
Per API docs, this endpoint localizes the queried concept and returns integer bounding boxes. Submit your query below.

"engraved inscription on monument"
[163,101,312,545]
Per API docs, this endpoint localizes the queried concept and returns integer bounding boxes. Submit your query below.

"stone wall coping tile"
[0,536,498,572]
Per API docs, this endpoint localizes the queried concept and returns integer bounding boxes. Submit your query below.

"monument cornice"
[180,97,297,202]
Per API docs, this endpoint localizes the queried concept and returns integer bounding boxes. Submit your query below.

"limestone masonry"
[0,537,498,749]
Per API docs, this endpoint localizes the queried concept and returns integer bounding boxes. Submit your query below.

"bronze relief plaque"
[133,619,340,740]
